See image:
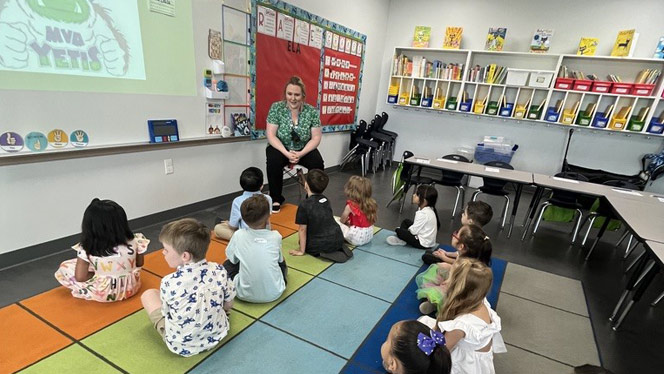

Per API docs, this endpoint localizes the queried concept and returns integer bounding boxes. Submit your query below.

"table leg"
[507,183,523,239]
[584,207,612,261]
[609,252,651,322]
[612,260,659,330]
[521,186,544,241]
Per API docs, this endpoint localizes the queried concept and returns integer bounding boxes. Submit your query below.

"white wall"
[376,0,664,189]
[0,0,390,255]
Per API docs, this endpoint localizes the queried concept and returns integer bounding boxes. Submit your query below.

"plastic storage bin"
[409,92,422,106]
[459,100,473,112]
[647,118,664,134]
[398,92,409,105]
[506,69,530,86]
[446,97,458,110]
[560,109,576,124]
[555,78,574,90]
[513,104,527,118]
[575,112,592,126]
[572,79,592,91]
[527,105,542,120]
[610,83,633,95]
[499,103,514,117]
[433,96,446,109]
[474,144,516,165]
[591,112,609,128]
[486,101,499,115]
[631,84,655,96]
[626,115,645,131]
[421,95,433,107]
[591,81,612,93]
[473,101,485,114]
[608,116,627,130]
[545,107,560,122]
[528,71,555,88]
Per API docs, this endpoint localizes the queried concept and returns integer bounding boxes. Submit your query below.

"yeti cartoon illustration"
[0,0,130,76]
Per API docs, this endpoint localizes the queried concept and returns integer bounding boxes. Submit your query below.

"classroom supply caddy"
[387,47,664,138]
[473,136,518,165]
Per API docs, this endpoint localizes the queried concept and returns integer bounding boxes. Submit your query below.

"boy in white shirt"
[141,218,236,357]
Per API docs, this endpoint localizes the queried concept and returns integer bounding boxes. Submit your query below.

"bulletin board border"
[250,0,367,139]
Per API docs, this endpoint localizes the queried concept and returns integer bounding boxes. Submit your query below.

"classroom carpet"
[0,204,599,374]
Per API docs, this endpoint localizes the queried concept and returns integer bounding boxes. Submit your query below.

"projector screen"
[0,0,196,95]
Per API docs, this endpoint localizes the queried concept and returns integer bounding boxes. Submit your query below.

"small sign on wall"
[149,0,175,17]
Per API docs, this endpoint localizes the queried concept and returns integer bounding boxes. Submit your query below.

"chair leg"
[471,190,481,202]
[386,185,404,208]
[360,153,366,177]
[624,236,639,259]
[501,196,510,229]
[625,249,646,273]
[460,186,466,213]
[651,289,664,307]
[452,187,462,218]
[532,202,551,235]
[399,184,412,214]
[615,229,630,247]
[572,209,584,243]
[581,214,597,246]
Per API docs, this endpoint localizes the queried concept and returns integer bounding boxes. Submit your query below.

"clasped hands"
[286,150,302,164]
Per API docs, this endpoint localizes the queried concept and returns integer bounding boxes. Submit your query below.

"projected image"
[0,0,146,79]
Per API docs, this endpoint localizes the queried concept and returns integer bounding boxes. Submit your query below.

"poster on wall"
[251,0,366,137]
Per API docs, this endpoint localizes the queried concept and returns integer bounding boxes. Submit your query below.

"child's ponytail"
[391,320,452,374]
[459,224,493,266]
[416,185,440,229]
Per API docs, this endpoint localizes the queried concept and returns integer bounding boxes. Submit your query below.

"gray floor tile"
[501,263,589,316]
[497,293,600,367]
[494,344,574,374]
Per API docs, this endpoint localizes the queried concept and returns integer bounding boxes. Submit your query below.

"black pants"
[266,145,324,204]
[395,219,428,249]
[223,259,288,284]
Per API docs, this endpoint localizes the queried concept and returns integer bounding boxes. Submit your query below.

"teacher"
[266,76,324,213]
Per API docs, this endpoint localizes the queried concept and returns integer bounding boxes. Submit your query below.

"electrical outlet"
[164,159,174,174]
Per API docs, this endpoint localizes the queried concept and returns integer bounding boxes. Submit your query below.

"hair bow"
[416,330,446,356]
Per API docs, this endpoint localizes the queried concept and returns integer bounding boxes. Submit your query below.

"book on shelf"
[230,112,251,137]
[654,37,664,59]
[611,29,637,57]
[466,64,507,84]
[412,26,431,48]
[577,37,599,56]
[485,27,507,51]
[530,29,553,53]
[443,27,463,49]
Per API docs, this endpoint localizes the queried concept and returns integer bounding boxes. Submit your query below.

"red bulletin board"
[320,48,361,125]
[254,33,321,130]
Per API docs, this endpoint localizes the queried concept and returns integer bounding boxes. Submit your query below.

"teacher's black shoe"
[272,202,281,213]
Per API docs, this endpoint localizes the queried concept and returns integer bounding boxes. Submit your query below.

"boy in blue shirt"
[214,167,272,240]
[223,195,287,303]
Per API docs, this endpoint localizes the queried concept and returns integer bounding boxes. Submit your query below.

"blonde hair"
[159,218,210,262]
[344,176,377,224]
[437,258,492,323]
[283,76,306,99]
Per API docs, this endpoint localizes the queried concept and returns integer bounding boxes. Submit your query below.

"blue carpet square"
[191,321,345,374]
[319,250,420,302]
[261,278,390,359]
[356,230,425,266]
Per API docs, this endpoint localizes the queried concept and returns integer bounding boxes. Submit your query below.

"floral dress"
[54,233,149,302]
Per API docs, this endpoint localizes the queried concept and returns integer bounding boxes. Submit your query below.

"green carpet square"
[19,344,120,374]
[81,311,254,373]
[232,268,313,318]
[280,233,333,275]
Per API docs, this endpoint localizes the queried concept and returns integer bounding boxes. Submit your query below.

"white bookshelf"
[386,47,664,137]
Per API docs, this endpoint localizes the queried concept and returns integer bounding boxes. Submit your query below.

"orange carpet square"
[272,223,297,238]
[143,241,227,277]
[20,271,162,340]
[0,304,73,374]
[270,203,299,230]
[210,230,228,245]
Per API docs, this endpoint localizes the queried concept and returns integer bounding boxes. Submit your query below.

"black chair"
[531,172,590,242]
[386,150,433,213]
[339,120,378,176]
[471,161,514,228]
[579,180,640,247]
[369,117,395,172]
[434,154,471,217]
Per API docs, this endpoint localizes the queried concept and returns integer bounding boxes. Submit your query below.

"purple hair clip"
[416,330,446,356]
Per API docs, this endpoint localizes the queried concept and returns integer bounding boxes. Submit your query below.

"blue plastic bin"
[474,144,517,165]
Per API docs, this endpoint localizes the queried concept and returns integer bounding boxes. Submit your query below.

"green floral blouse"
[266,101,321,151]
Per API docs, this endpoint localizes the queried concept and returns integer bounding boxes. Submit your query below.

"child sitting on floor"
[416,224,492,314]
[381,319,452,374]
[387,185,440,249]
[337,175,377,246]
[419,258,506,374]
[223,195,287,303]
[289,169,353,263]
[55,198,149,302]
[141,218,236,357]
[214,167,272,241]
[422,201,493,265]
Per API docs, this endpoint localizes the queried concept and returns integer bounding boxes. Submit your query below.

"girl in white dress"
[419,258,506,374]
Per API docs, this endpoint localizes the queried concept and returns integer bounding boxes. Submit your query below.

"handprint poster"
[25,132,47,152]
[0,0,146,80]
[48,129,68,148]
[0,132,24,152]
[70,130,89,147]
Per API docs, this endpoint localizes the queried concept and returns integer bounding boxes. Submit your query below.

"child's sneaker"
[419,301,436,315]
[386,235,407,246]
